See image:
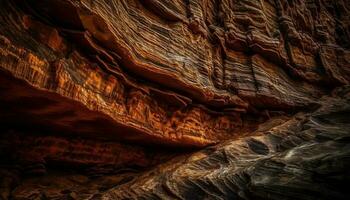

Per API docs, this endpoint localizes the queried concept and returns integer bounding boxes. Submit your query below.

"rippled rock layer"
[0,0,349,199]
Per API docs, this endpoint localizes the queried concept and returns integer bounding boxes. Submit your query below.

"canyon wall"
[0,0,349,199]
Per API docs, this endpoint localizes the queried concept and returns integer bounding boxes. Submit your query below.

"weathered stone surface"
[99,86,350,199]
[0,0,349,199]
[0,0,259,147]
[2,0,349,146]
[3,86,349,200]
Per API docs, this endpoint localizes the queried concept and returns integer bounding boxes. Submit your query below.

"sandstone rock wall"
[0,0,349,199]
[1,0,348,147]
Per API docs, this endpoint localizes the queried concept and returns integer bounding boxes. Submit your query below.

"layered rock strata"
[2,86,349,200]
[0,0,349,199]
[100,86,350,200]
[2,0,348,147]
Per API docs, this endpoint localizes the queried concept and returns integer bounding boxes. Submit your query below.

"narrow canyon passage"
[0,0,349,199]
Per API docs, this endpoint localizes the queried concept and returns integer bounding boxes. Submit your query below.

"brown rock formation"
[0,0,349,199]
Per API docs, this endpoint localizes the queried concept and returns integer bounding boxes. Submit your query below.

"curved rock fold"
[0,0,349,199]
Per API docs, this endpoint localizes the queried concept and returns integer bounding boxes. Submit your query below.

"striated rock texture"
[91,87,350,199]
[0,0,349,199]
[98,86,350,200]
[3,86,350,200]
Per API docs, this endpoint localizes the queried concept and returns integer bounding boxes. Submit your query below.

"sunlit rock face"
[100,87,350,200]
[0,0,349,199]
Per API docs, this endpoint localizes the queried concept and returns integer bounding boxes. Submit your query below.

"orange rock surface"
[0,0,349,199]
